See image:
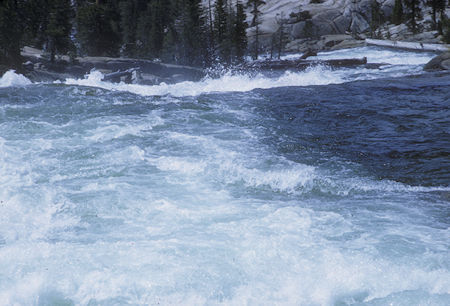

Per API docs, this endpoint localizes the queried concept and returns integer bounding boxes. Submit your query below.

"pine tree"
[177,0,208,66]
[404,0,422,33]
[246,0,266,60]
[370,0,383,38]
[119,0,147,57]
[233,1,248,63]
[77,1,121,56]
[275,12,287,59]
[46,0,74,62]
[214,0,230,62]
[207,0,215,54]
[23,0,50,48]
[0,0,23,69]
[426,0,447,31]
[392,0,403,25]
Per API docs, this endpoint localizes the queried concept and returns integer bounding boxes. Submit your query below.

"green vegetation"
[0,0,22,69]
[2,0,450,70]
[247,0,266,60]
[443,17,450,43]
[0,0,248,68]
[392,0,403,25]
[426,0,447,33]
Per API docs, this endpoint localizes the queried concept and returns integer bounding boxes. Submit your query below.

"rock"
[22,61,34,71]
[170,74,187,83]
[441,59,450,70]
[350,13,370,34]
[312,15,337,37]
[291,21,307,39]
[285,38,325,53]
[411,31,439,43]
[242,57,368,71]
[65,65,88,78]
[330,39,365,51]
[380,0,395,20]
[131,69,142,84]
[103,68,138,83]
[357,0,375,20]
[139,73,162,85]
[34,62,44,70]
[299,49,317,59]
[320,34,355,49]
[424,52,450,71]
[333,15,352,34]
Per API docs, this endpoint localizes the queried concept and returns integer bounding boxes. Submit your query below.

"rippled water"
[0,47,449,305]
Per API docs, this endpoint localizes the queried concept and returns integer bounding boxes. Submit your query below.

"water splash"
[0,70,32,88]
[65,65,345,97]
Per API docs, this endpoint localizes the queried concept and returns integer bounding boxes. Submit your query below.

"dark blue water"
[258,73,450,187]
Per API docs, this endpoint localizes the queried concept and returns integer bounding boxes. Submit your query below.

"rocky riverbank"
[19,47,205,85]
[12,42,450,87]
[243,0,449,53]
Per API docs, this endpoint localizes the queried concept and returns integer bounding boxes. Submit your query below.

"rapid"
[0,47,449,305]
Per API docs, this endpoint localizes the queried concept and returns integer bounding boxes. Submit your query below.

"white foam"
[0,70,32,88]
[61,46,436,97]
[284,46,436,66]
[64,66,345,97]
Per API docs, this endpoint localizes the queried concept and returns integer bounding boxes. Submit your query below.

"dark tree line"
[392,0,448,35]
[3,0,449,70]
[0,0,250,69]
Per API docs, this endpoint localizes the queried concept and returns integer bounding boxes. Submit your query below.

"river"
[0,47,449,305]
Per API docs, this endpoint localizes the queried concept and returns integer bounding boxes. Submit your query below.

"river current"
[0,47,449,305]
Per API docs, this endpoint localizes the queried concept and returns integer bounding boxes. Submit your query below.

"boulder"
[22,61,34,71]
[357,0,375,20]
[380,0,395,20]
[312,15,338,37]
[333,15,352,34]
[291,21,307,39]
[424,52,450,71]
[330,39,366,50]
[350,13,370,34]
[131,69,142,84]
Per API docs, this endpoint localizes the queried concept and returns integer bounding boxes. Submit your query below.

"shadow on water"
[255,73,450,187]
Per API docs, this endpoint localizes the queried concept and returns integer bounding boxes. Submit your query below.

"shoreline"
[3,39,450,86]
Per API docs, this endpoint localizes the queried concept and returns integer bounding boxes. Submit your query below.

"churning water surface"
[0,47,449,305]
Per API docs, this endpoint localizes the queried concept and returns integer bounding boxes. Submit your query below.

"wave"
[62,46,434,97]
[0,70,32,88]
[64,66,346,97]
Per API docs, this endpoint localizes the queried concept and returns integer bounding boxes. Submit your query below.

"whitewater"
[0,47,449,305]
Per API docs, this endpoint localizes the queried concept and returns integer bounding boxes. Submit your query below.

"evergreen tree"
[443,16,450,43]
[246,0,266,60]
[392,0,403,25]
[150,0,172,59]
[207,0,215,54]
[214,0,230,62]
[370,0,383,38]
[275,12,287,59]
[23,0,50,48]
[426,0,447,31]
[77,1,121,56]
[233,1,248,63]
[46,0,74,62]
[226,0,236,62]
[119,0,147,57]
[177,0,209,66]
[404,0,422,33]
[0,0,23,68]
